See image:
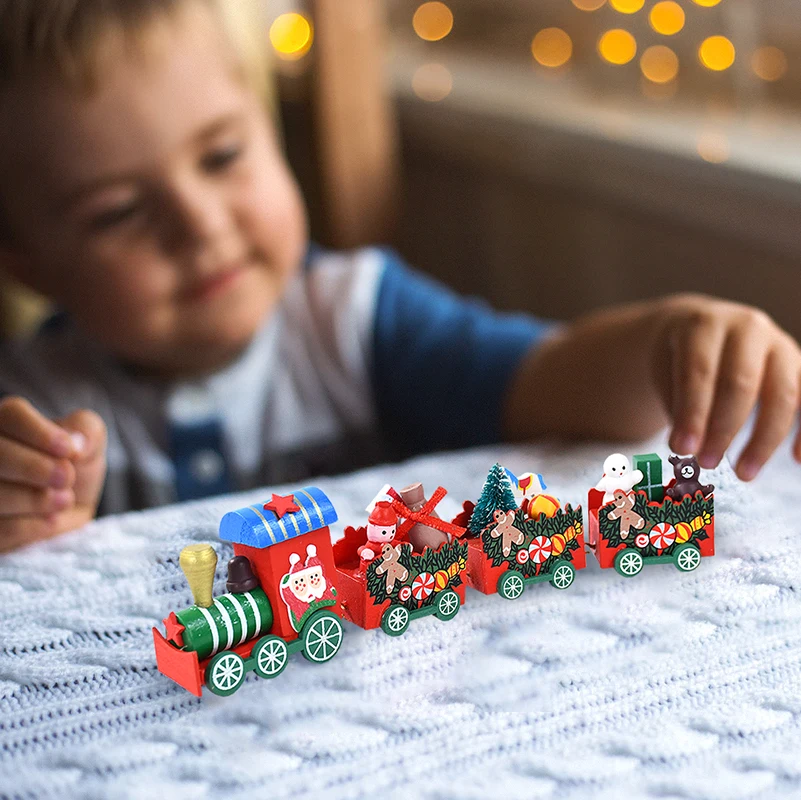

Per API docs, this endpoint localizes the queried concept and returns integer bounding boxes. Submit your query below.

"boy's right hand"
[0,397,107,553]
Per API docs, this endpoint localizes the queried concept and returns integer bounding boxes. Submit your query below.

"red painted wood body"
[234,526,343,641]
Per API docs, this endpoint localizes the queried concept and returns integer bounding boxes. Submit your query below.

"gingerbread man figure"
[606,489,645,539]
[373,543,409,594]
[489,508,524,557]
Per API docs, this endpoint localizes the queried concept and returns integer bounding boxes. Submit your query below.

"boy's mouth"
[184,265,245,303]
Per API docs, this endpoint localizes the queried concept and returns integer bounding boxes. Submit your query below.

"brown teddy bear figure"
[666,455,714,501]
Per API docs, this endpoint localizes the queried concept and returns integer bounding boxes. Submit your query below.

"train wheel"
[550,562,575,590]
[252,635,289,679]
[614,549,644,578]
[674,544,701,572]
[206,651,246,696]
[497,571,525,601]
[435,589,460,621]
[381,604,410,637]
[301,611,344,663]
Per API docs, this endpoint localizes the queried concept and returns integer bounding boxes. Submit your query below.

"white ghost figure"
[595,453,643,503]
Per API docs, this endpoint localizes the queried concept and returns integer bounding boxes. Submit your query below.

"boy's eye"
[89,202,142,231]
[201,143,242,173]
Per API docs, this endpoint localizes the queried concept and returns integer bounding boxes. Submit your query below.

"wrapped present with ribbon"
[633,453,663,503]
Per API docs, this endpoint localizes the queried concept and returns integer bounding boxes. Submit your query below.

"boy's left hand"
[651,293,801,481]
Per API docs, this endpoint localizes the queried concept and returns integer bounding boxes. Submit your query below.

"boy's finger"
[0,396,80,458]
[56,410,107,510]
[736,346,801,480]
[698,329,768,469]
[0,436,77,489]
[56,409,106,462]
[668,316,726,455]
[0,482,75,517]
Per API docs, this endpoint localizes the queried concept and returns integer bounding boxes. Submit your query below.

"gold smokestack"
[179,544,218,608]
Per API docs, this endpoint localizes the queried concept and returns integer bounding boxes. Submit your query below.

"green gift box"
[633,453,663,502]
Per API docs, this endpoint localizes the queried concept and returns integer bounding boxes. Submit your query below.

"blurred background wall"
[274,0,801,340]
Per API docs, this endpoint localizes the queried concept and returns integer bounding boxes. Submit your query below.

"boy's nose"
[165,185,236,264]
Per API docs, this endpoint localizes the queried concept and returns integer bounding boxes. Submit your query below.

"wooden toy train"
[153,452,715,696]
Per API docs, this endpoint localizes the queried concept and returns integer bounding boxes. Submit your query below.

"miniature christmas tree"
[468,463,518,535]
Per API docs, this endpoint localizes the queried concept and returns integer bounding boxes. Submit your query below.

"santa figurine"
[358,501,398,564]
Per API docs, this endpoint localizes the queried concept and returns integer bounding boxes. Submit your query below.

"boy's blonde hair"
[0,0,272,99]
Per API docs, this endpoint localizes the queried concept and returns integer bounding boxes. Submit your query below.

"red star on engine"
[163,612,185,647]
[264,493,300,519]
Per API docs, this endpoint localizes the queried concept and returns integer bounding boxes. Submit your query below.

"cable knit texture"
[1,436,799,799]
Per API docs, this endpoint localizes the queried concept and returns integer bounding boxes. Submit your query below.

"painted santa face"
[288,571,312,603]
[304,565,326,599]
[367,522,396,544]
[603,453,631,477]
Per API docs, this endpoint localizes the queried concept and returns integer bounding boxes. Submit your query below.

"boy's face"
[0,4,307,378]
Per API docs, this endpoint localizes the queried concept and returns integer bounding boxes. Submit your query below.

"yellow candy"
[433,570,449,592]
[690,511,712,531]
[675,521,692,543]
[551,533,566,556]
[448,561,459,578]
[527,494,561,520]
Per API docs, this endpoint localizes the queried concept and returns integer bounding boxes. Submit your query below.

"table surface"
[1,434,800,800]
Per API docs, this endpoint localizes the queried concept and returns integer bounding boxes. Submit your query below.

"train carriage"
[333,487,469,636]
[587,454,715,577]
[456,501,587,599]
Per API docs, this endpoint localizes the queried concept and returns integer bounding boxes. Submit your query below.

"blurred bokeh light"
[640,45,679,83]
[599,29,638,65]
[532,28,573,68]
[610,0,645,13]
[697,131,730,162]
[412,63,454,101]
[571,0,607,10]
[752,46,788,82]
[413,2,454,42]
[649,2,685,36]
[699,35,736,71]
[691,0,723,6]
[269,12,313,61]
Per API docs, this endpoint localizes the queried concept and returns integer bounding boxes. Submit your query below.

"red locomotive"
[153,487,344,696]
[153,451,715,696]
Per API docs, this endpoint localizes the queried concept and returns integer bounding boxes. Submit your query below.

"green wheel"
[206,650,246,696]
[301,611,344,663]
[381,604,410,637]
[675,544,702,572]
[435,589,460,621]
[550,562,576,590]
[497,570,525,601]
[614,549,644,578]
[251,635,289,679]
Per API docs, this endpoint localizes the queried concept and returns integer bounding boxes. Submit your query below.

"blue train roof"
[218,487,338,549]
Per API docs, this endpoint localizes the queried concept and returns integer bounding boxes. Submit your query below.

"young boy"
[0,0,799,553]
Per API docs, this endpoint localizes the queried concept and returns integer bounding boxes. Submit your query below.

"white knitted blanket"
[2,435,800,800]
